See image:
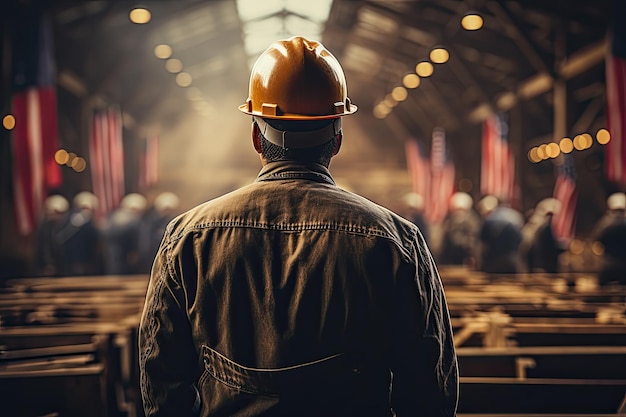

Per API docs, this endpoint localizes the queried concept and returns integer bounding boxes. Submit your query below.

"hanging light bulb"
[154,44,173,59]
[461,12,483,31]
[429,47,449,64]
[402,73,420,89]
[129,7,151,24]
[415,61,434,77]
[391,86,408,102]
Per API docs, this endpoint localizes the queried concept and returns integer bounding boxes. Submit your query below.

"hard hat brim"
[238,104,357,120]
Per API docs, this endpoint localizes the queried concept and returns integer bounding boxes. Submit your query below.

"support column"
[553,19,567,142]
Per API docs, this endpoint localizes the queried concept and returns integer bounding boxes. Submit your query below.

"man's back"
[140,161,458,416]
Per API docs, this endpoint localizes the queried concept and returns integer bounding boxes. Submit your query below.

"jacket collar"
[256,161,335,185]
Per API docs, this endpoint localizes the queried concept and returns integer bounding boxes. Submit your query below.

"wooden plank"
[0,342,97,360]
[457,346,626,380]
[458,414,622,417]
[0,364,108,417]
[0,321,140,417]
[0,276,147,417]
[458,377,626,414]
[452,317,626,347]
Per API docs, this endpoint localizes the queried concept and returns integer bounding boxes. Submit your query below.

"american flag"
[139,134,159,191]
[11,9,62,235]
[89,107,125,222]
[404,138,429,198]
[552,154,578,244]
[481,112,517,205]
[604,0,626,184]
[425,127,455,224]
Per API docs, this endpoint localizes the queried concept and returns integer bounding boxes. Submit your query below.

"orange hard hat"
[239,36,357,120]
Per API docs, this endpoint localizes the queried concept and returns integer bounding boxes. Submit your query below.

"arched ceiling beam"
[485,1,551,74]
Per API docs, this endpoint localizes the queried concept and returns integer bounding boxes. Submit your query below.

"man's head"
[240,36,356,165]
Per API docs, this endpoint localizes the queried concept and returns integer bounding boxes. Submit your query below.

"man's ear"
[252,121,262,154]
[332,131,342,156]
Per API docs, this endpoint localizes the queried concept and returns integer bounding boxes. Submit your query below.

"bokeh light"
[429,47,449,64]
[461,13,483,30]
[154,44,173,59]
[559,137,574,153]
[3,115,16,130]
[402,73,420,89]
[129,8,151,24]
[415,61,434,77]
[596,128,610,145]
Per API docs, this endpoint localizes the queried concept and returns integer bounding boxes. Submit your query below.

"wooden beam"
[467,39,607,123]
[485,1,551,74]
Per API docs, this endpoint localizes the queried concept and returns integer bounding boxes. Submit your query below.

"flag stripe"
[89,115,103,217]
[481,113,516,204]
[605,51,626,183]
[425,128,455,224]
[27,89,44,218]
[604,0,626,184]
[10,7,61,236]
[111,108,124,205]
[148,134,159,185]
[89,107,125,222]
[11,87,61,235]
[405,139,429,198]
[552,155,577,243]
[40,88,61,188]
[140,134,160,190]
[12,93,33,234]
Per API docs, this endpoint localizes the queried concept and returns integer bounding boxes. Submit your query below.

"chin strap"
[253,116,341,149]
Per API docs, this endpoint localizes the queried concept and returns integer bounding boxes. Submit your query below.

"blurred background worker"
[102,193,148,275]
[478,194,525,274]
[592,192,626,286]
[591,192,626,240]
[477,194,499,220]
[138,191,181,273]
[34,194,70,277]
[139,36,458,417]
[59,191,103,276]
[522,198,564,273]
[439,191,481,267]
[401,191,429,243]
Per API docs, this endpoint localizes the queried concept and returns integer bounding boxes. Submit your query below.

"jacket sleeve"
[139,239,201,417]
[390,232,459,416]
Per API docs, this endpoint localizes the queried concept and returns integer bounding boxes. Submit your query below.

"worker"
[139,36,458,417]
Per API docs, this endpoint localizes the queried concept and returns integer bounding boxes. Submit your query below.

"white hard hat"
[450,192,473,211]
[120,193,148,211]
[478,195,498,216]
[44,195,69,214]
[536,197,561,215]
[607,192,626,210]
[403,192,424,210]
[73,191,98,210]
[154,192,180,213]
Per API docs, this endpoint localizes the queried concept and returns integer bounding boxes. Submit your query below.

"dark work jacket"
[479,206,524,274]
[597,215,626,285]
[139,161,458,417]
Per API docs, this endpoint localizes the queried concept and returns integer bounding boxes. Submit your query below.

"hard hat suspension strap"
[253,117,341,150]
